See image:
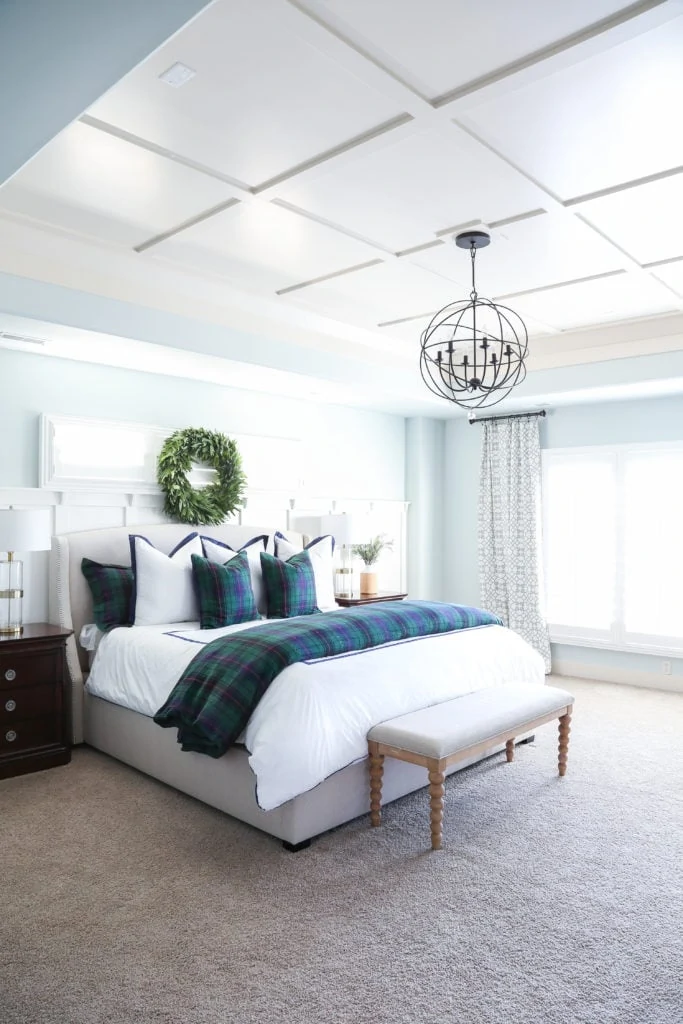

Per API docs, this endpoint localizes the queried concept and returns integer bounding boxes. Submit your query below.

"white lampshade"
[318,514,355,548]
[0,508,52,552]
[293,514,355,548]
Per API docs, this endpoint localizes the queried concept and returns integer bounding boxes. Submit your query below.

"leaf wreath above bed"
[157,427,246,526]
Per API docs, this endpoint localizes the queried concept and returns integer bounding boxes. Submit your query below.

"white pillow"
[201,535,268,615]
[275,533,337,611]
[130,533,203,626]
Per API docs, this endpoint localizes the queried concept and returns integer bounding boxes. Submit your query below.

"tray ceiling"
[1,0,683,371]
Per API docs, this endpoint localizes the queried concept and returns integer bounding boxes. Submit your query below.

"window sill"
[549,633,683,659]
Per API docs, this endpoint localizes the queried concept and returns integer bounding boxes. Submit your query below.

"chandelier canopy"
[419,231,528,410]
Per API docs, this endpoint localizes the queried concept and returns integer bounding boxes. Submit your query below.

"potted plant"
[351,534,394,595]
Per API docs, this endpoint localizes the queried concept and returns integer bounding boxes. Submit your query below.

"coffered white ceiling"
[2,0,683,402]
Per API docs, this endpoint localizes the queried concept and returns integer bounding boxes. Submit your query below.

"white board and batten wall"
[1,414,409,624]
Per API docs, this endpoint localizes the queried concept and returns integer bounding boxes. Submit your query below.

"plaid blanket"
[154,601,501,757]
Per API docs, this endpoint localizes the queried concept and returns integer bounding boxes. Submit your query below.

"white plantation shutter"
[622,448,683,645]
[543,451,617,635]
[542,442,683,655]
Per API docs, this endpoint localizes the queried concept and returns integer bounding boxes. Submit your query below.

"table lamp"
[293,513,356,598]
[0,508,52,636]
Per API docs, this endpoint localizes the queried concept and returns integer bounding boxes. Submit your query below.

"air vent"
[0,331,47,346]
[158,62,196,88]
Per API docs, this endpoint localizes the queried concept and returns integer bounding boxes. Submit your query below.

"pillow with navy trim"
[129,532,203,626]
[260,549,320,618]
[81,558,133,632]
[191,552,260,629]
[274,533,336,611]
[200,534,268,614]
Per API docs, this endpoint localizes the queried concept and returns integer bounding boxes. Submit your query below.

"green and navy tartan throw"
[154,601,502,757]
[81,557,133,632]
[260,549,320,618]
[191,553,260,629]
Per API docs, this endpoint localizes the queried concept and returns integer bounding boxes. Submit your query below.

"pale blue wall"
[0,349,405,501]
[541,395,683,447]
[405,417,445,599]
[443,418,481,607]
[444,394,683,676]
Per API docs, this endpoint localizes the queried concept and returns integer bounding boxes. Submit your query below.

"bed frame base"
[83,692,521,847]
[282,839,312,853]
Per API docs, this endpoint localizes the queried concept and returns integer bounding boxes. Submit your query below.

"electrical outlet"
[662,660,672,676]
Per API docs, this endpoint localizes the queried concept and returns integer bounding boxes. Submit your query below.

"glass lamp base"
[335,544,355,598]
[334,569,354,598]
[0,556,23,636]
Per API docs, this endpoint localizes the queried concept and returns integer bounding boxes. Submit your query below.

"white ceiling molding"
[134,197,241,253]
[1,0,683,402]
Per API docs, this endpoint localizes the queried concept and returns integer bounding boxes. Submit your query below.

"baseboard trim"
[553,659,683,694]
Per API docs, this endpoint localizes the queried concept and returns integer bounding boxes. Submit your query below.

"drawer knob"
[5,730,17,742]
[4,699,16,712]
[4,669,16,682]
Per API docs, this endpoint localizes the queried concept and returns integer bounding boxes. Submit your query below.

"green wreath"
[157,428,246,526]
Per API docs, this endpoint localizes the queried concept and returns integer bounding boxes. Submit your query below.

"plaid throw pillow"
[81,558,133,632]
[191,553,260,629]
[260,550,320,618]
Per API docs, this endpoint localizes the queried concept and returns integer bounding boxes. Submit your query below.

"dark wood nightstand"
[335,591,408,607]
[0,624,73,781]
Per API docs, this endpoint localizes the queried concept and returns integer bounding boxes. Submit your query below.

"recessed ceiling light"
[158,62,196,88]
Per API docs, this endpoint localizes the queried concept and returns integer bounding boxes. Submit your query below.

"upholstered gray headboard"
[49,522,304,743]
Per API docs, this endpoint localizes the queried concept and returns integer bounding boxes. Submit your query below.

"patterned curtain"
[478,415,551,671]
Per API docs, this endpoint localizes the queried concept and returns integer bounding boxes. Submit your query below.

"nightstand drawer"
[0,652,60,690]
[0,683,58,721]
[0,716,60,755]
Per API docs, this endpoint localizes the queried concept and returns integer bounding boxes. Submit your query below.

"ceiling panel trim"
[134,198,241,253]
[285,0,433,110]
[488,209,548,229]
[452,117,683,313]
[395,240,445,258]
[572,212,683,301]
[644,254,683,270]
[435,219,488,240]
[276,259,385,295]
[251,113,414,194]
[496,268,626,301]
[564,165,683,207]
[79,114,253,192]
[269,198,394,254]
[431,0,669,109]
[377,310,437,328]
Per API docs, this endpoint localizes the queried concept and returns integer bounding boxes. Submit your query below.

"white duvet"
[86,618,545,810]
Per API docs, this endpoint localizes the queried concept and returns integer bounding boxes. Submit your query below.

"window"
[542,442,683,655]
[40,415,303,494]
[42,416,166,491]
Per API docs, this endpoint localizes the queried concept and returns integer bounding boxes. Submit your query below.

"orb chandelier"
[419,231,528,410]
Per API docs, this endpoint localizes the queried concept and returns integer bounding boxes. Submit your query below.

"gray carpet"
[2,678,682,1024]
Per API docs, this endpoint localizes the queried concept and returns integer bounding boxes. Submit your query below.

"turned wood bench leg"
[368,742,384,827]
[558,711,571,777]
[427,764,445,851]
[505,738,515,762]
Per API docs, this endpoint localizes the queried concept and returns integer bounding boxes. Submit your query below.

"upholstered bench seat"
[367,683,575,850]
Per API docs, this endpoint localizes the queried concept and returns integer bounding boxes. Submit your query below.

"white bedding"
[86,619,545,811]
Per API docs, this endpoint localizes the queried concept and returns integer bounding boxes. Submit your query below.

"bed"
[49,522,545,848]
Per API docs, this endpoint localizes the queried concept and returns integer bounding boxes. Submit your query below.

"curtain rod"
[468,409,546,425]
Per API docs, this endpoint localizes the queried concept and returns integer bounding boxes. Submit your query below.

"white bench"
[367,683,574,850]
